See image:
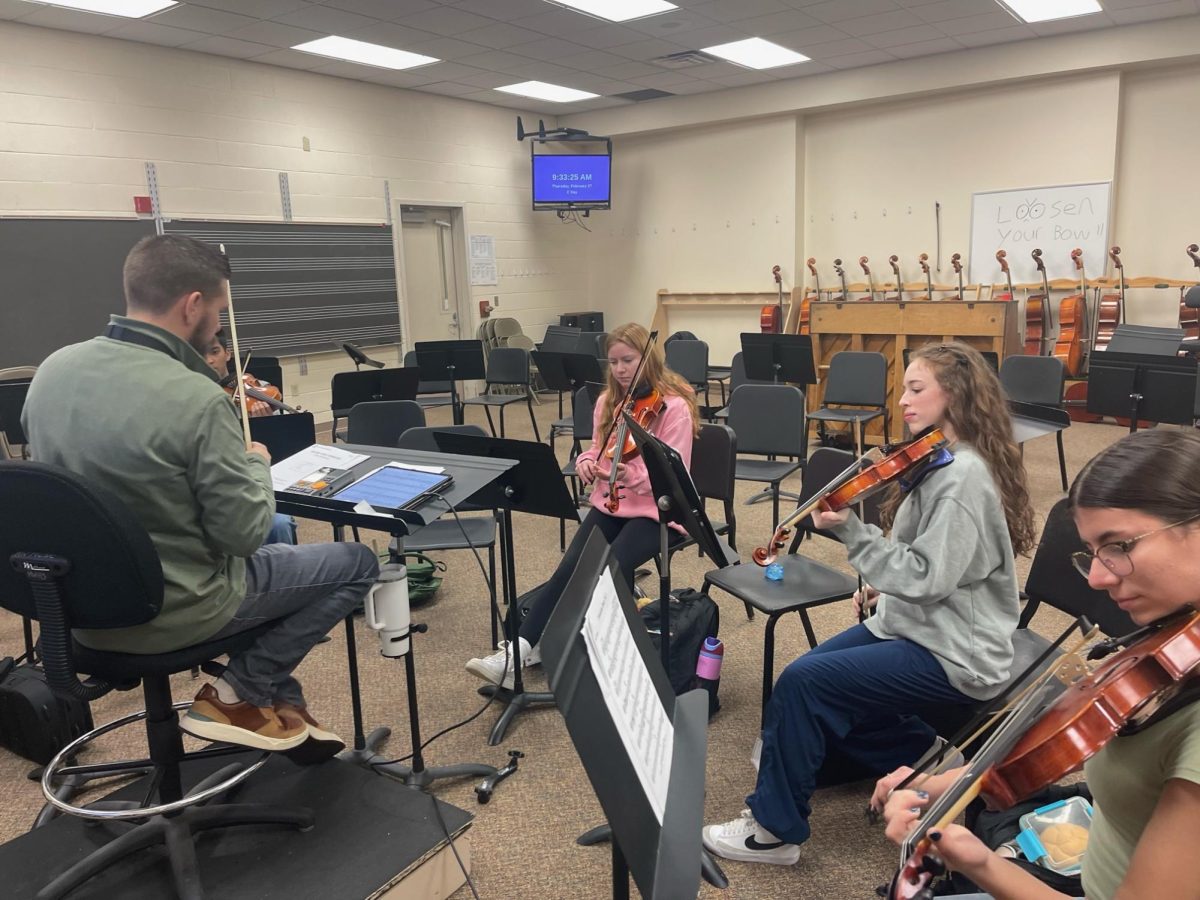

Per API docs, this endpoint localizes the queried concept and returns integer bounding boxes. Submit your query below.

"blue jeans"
[209,542,379,708]
[748,624,972,845]
[265,513,297,545]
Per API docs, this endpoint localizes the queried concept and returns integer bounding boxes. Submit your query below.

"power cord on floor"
[431,789,481,900]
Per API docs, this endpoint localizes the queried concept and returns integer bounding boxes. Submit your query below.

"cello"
[950,253,964,301]
[994,250,1015,302]
[1024,249,1050,356]
[859,256,877,302]
[760,265,784,333]
[798,258,818,335]
[833,259,849,302]
[889,255,904,302]
[1052,248,1087,377]
[1184,244,1200,340]
[1094,246,1124,352]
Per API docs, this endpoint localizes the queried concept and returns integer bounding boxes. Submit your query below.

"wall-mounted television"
[531,148,612,211]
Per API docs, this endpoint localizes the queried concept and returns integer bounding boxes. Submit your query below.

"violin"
[995,250,1014,302]
[221,372,298,416]
[798,258,819,335]
[1053,248,1087,377]
[760,265,784,333]
[595,330,661,514]
[860,256,877,302]
[1024,249,1050,356]
[918,253,932,301]
[1183,244,1200,340]
[890,255,904,302]
[890,607,1200,899]
[752,428,949,566]
[951,253,964,301]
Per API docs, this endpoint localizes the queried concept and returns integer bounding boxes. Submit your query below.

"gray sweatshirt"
[829,444,1019,700]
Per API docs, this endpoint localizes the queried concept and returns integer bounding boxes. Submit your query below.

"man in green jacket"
[23,235,379,761]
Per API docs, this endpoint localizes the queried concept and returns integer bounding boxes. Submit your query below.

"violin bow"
[219,243,253,451]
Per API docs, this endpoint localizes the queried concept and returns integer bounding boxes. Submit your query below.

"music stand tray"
[540,531,707,900]
[739,333,816,385]
[1106,324,1186,357]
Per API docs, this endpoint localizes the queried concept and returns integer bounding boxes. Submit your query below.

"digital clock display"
[532,154,611,206]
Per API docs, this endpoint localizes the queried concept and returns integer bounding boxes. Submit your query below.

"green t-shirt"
[1081,699,1200,898]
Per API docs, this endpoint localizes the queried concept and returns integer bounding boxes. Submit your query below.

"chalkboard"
[164,220,402,357]
[0,218,156,367]
[969,181,1112,285]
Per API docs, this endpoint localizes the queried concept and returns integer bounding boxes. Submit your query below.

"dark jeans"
[519,508,663,645]
[210,542,379,708]
[748,624,972,845]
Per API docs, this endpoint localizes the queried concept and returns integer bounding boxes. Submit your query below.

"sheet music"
[581,568,674,824]
[268,444,369,491]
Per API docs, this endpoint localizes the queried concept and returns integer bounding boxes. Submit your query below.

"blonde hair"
[595,323,701,440]
[881,342,1036,555]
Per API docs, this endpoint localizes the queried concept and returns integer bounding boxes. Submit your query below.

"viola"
[1024,249,1050,356]
[1094,245,1124,352]
[951,253,964,301]
[760,265,784,333]
[994,250,1015,302]
[890,607,1200,899]
[798,258,819,335]
[833,259,849,302]
[889,255,904,302]
[1183,244,1200,340]
[752,428,950,566]
[1052,248,1087,377]
[860,256,877,302]
[917,253,933,301]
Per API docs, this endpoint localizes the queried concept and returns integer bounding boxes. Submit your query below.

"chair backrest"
[823,351,888,407]
[727,352,769,396]
[396,424,488,452]
[506,334,535,352]
[485,347,531,386]
[346,400,426,447]
[727,383,807,456]
[665,339,709,388]
[691,423,737,502]
[572,385,597,442]
[1000,355,1066,407]
[492,318,523,344]
[1022,497,1136,636]
[789,448,883,547]
[0,461,162,629]
[404,350,452,394]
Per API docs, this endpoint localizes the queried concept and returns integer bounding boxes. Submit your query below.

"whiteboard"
[969,181,1112,286]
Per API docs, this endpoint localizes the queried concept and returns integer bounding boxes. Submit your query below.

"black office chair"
[403,350,455,417]
[0,461,311,900]
[665,340,711,409]
[663,422,737,558]
[713,352,769,421]
[727,383,808,529]
[345,400,426,448]
[461,347,540,441]
[1000,355,1069,491]
[808,351,889,454]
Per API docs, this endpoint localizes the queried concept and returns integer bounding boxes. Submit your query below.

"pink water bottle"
[695,636,723,717]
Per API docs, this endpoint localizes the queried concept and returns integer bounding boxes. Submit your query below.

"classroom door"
[400,207,464,346]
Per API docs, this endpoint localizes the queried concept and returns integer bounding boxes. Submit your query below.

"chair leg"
[1056,431,1068,492]
[772,481,780,531]
[527,396,541,442]
[498,405,507,438]
[483,406,497,437]
[798,609,819,649]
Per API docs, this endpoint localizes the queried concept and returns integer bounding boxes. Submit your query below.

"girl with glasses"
[705,342,1035,865]
[878,428,1200,899]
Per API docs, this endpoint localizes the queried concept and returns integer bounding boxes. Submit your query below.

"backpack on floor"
[390,552,447,606]
[639,588,720,712]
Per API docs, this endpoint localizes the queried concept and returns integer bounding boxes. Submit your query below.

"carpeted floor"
[0,395,1137,899]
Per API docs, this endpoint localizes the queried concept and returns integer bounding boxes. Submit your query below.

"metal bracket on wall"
[144,161,163,235]
[383,181,392,226]
[279,172,293,221]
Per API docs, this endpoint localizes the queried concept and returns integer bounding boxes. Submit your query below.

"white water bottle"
[365,563,410,657]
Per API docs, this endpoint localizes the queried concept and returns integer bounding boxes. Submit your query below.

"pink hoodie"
[575,392,695,532]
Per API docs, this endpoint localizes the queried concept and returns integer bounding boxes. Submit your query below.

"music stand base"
[745,487,801,506]
[476,685,555,745]
[576,823,730,889]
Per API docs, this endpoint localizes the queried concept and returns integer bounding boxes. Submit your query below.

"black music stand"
[414,340,486,425]
[540,324,582,353]
[330,367,420,439]
[541,531,707,900]
[531,350,573,419]
[249,412,316,462]
[739,333,816,386]
[1087,350,1198,433]
[433,432,580,744]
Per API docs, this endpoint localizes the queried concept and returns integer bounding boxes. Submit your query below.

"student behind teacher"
[23,235,379,762]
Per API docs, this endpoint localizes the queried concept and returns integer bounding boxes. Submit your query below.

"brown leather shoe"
[181,684,308,752]
[275,702,345,765]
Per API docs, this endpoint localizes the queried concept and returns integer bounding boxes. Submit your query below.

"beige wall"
[0,20,590,422]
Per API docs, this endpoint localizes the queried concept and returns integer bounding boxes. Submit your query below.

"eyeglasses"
[1070,512,1200,579]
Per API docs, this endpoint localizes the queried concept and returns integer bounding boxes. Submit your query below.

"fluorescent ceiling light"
[24,0,177,15]
[999,0,1102,23]
[545,0,677,22]
[292,36,438,70]
[496,81,599,103]
[702,37,810,70]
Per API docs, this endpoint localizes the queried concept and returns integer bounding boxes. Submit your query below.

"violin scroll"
[996,249,1009,273]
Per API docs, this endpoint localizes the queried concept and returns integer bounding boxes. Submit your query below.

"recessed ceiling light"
[702,37,810,71]
[544,0,677,23]
[998,0,1102,23]
[292,36,438,70]
[496,81,599,103]
[22,0,178,16]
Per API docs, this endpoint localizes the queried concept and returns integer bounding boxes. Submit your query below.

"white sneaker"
[465,638,535,690]
[702,809,800,865]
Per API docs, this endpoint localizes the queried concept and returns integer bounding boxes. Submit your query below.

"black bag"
[0,658,94,765]
[639,588,720,710]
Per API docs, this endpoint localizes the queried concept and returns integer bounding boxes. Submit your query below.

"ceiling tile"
[456,48,537,70]
[271,4,382,33]
[805,0,903,25]
[182,35,281,58]
[632,69,709,87]
[247,48,325,69]
[691,0,792,23]
[342,21,440,46]
[952,22,1036,46]
[1029,14,1112,37]
[509,9,626,39]
[14,7,123,34]
[800,36,877,58]
[885,35,962,57]
[608,37,691,60]
[593,60,665,79]
[453,70,524,88]
[864,24,943,47]
[836,8,926,36]
[192,0,313,16]
[406,35,493,58]
[708,68,780,86]
[557,48,632,69]
[148,5,261,35]
[397,6,497,36]
[403,60,490,81]
[935,11,1022,36]
[225,20,325,48]
[417,80,483,96]
[823,48,896,67]
[508,36,594,60]
[498,60,593,83]
[320,0,436,16]
[728,9,823,34]
[620,8,721,36]
[910,0,1002,22]
[455,21,545,49]
[106,21,208,47]
[451,0,546,19]
[666,24,752,46]
[662,78,724,94]
[771,23,857,47]
[569,23,649,49]
[1108,1,1198,24]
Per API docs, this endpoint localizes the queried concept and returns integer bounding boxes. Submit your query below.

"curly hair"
[595,323,701,440]
[880,342,1036,555]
